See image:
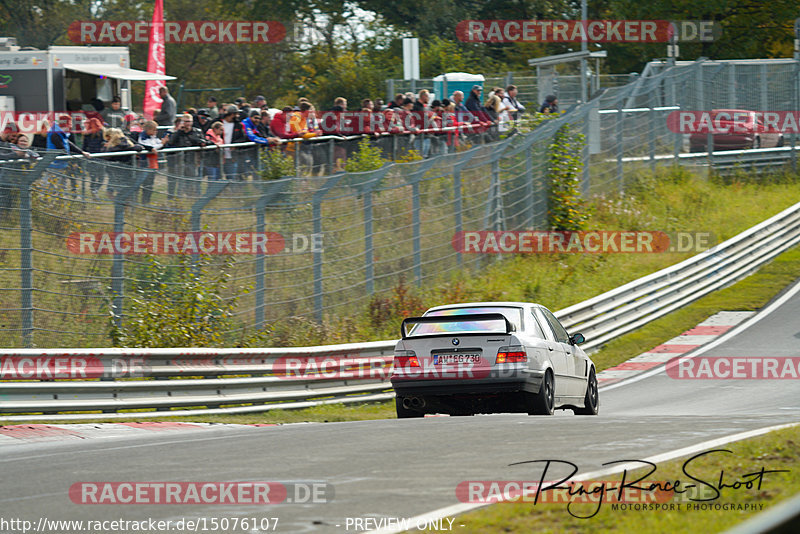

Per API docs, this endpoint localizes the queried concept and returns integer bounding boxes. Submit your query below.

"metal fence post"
[110,165,148,329]
[525,149,535,226]
[254,179,291,330]
[15,154,57,346]
[616,100,624,190]
[328,139,335,174]
[312,174,344,322]
[399,159,436,287]
[19,179,34,347]
[293,142,300,176]
[793,61,799,172]
[649,103,656,173]
[190,180,229,266]
[582,108,591,196]
[358,167,390,295]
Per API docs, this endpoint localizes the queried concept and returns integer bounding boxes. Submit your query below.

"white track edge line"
[599,277,800,392]
[365,421,800,534]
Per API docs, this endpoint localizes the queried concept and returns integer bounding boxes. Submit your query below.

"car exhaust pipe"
[402,397,414,409]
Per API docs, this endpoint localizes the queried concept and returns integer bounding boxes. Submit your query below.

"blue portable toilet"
[432,72,485,101]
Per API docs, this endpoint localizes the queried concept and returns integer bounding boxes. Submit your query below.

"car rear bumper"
[392,369,544,395]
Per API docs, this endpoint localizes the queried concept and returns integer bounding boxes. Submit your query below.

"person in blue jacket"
[46,116,87,194]
[242,109,280,179]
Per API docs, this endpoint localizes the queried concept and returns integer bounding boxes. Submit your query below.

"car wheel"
[573,368,599,415]
[777,135,785,147]
[689,145,703,153]
[752,137,761,149]
[395,397,423,419]
[526,370,554,415]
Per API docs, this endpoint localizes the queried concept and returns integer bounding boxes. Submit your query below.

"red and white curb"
[597,311,755,386]
[0,421,277,446]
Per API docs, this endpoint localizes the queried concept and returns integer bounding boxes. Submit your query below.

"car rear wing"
[400,313,514,339]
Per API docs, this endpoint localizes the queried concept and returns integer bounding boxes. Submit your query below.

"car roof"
[425,302,541,312]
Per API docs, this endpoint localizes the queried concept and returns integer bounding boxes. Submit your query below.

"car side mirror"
[570,333,585,345]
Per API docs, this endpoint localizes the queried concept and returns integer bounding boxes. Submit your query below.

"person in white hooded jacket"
[137,120,163,204]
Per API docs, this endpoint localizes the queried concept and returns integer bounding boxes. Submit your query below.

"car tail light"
[496,347,527,364]
[393,351,419,368]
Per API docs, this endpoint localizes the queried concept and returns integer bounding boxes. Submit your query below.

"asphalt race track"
[2,281,800,533]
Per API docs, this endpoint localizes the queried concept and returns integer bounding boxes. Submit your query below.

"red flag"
[143,0,166,120]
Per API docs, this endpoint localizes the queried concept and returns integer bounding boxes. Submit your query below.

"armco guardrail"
[610,145,800,172]
[723,491,800,534]
[2,199,800,421]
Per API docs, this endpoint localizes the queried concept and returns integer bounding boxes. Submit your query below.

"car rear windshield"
[407,306,523,336]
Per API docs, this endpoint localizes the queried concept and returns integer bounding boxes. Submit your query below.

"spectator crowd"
[0,84,558,201]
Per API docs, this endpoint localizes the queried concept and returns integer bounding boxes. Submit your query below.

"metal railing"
[2,196,799,420]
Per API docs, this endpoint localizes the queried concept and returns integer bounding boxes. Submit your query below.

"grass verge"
[0,401,396,426]
[444,424,800,533]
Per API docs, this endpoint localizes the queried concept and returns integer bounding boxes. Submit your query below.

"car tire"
[395,397,423,419]
[573,368,599,415]
[526,370,554,415]
[752,137,761,149]
[689,145,703,153]
[777,135,785,147]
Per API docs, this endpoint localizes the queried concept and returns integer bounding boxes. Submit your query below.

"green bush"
[345,137,385,173]
[259,148,295,180]
[110,255,240,347]
[547,123,588,230]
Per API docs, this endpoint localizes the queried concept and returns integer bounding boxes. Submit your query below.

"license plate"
[433,353,481,365]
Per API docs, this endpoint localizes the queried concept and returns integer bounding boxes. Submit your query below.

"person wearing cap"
[102,96,127,129]
[195,109,213,134]
[243,108,280,146]
[465,85,485,117]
